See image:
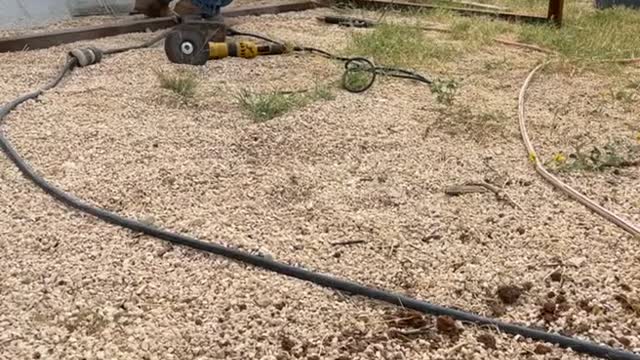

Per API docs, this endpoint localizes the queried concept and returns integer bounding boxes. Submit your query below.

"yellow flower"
[528,152,537,163]
[553,152,566,164]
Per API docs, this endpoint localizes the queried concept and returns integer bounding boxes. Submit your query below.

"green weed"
[550,140,639,172]
[155,69,199,98]
[237,89,300,122]
[414,1,640,68]
[237,85,334,121]
[430,78,459,105]
[517,7,640,62]
[345,22,457,67]
[342,66,374,92]
[311,84,336,101]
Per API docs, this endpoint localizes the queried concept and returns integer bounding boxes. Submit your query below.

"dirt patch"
[477,333,497,350]
[534,344,553,355]
[496,285,523,305]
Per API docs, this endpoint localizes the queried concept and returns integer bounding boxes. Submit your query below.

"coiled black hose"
[1,39,639,360]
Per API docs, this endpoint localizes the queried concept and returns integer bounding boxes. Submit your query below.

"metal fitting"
[69,47,103,67]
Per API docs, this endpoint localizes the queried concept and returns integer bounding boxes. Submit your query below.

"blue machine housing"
[192,0,234,16]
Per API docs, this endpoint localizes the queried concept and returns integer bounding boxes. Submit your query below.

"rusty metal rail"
[0,17,176,53]
[0,0,566,53]
[335,0,556,24]
[0,0,322,53]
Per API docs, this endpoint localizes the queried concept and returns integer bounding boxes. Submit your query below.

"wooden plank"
[0,0,321,53]
[339,0,548,24]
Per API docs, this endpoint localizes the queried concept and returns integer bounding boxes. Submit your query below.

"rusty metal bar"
[547,0,565,25]
[337,0,549,24]
[0,0,322,53]
[0,17,177,53]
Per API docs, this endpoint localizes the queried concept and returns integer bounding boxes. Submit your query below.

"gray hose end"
[69,47,104,67]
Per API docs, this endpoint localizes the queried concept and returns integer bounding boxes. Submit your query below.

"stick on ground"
[445,181,523,210]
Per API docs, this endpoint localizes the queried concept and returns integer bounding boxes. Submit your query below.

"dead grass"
[483,57,510,71]
[429,105,510,142]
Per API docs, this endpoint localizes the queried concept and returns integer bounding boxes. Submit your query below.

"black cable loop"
[227,28,432,92]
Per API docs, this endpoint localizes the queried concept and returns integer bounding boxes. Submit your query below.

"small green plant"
[155,69,199,98]
[310,84,336,101]
[237,89,300,122]
[342,68,374,92]
[550,141,639,172]
[237,85,334,121]
[430,79,458,105]
[414,1,640,70]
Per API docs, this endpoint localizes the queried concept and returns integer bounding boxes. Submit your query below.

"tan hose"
[518,63,640,238]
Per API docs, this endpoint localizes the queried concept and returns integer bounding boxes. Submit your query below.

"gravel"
[1,8,639,360]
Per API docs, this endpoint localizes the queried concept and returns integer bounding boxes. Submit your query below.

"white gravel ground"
[1,8,639,360]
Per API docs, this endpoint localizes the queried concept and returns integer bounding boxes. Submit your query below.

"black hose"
[296,46,432,86]
[103,28,174,55]
[227,28,286,46]
[227,28,432,89]
[1,41,639,360]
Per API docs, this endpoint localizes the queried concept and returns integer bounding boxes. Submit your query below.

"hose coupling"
[69,47,103,67]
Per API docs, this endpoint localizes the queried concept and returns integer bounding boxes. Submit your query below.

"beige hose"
[518,63,640,238]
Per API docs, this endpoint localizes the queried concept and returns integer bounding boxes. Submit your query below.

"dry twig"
[330,240,365,246]
[445,181,523,210]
